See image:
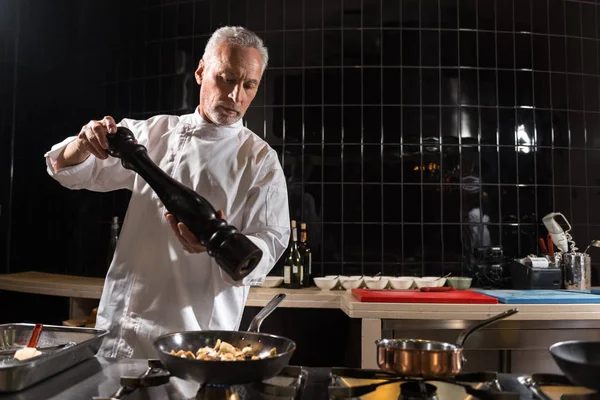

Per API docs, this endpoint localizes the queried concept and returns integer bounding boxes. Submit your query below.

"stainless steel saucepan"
[375,308,519,378]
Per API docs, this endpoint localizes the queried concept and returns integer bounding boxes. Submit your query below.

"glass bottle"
[284,220,302,289]
[299,223,312,287]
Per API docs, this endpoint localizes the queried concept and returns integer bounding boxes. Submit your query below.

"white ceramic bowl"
[348,276,366,287]
[314,277,339,290]
[389,277,414,289]
[363,277,389,289]
[325,275,347,289]
[422,277,447,287]
[340,278,363,290]
[260,276,284,288]
[414,277,445,288]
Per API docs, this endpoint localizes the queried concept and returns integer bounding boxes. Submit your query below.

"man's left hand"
[165,210,226,253]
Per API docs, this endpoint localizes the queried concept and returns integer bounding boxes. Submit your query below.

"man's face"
[195,43,263,125]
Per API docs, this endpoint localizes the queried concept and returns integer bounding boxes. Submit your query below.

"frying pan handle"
[247,293,286,333]
[455,308,519,348]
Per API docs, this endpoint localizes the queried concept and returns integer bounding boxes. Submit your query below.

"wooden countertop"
[0,271,342,309]
[3,271,600,320]
[0,271,104,299]
[340,292,600,320]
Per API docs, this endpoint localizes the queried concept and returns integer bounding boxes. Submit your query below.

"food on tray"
[13,347,42,361]
[169,339,277,361]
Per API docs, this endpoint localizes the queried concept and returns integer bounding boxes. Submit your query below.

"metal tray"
[0,323,108,392]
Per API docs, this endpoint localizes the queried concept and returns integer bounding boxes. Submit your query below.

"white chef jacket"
[45,109,290,358]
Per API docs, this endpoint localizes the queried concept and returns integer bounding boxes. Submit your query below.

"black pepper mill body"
[106,126,263,281]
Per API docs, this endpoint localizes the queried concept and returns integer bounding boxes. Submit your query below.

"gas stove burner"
[195,366,307,400]
[327,368,527,399]
[195,386,244,400]
[520,373,600,400]
[96,360,307,400]
[399,381,438,400]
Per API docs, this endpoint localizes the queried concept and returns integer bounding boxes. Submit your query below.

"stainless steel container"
[0,323,108,392]
[562,252,591,290]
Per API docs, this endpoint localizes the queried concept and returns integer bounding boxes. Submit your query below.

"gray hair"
[202,26,269,74]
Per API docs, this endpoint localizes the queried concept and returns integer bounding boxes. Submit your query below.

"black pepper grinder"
[106,126,263,281]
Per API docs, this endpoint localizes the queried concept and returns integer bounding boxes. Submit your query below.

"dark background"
[1,0,600,359]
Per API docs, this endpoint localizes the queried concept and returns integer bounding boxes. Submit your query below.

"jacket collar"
[188,107,244,138]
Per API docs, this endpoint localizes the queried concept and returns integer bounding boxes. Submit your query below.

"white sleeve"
[44,135,133,192]
[44,118,156,192]
[218,156,291,287]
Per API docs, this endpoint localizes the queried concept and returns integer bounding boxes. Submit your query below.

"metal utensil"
[583,239,600,254]
[438,272,452,280]
[153,293,296,385]
[0,324,109,392]
[375,308,519,378]
[13,324,43,361]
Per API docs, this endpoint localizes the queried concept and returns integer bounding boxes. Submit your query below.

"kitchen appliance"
[3,357,599,399]
[351,288,498,304]
[467,246,512,289]
[107,126,262,281]
[542,212,572,253]
[541,212,591,290]
[510,257,562,290]
[152,293,296,388]
[375,309,518,378]
[93,360,308,400]
[329,368,598,399]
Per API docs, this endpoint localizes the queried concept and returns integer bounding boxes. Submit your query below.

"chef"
[44,26,290,358]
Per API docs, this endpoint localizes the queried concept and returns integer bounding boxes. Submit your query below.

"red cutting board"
[352,288,498,304]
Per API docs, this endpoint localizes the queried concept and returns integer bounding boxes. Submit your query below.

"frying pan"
[549,340,600,390]
[153,293,296,385]
[375,308,519,378]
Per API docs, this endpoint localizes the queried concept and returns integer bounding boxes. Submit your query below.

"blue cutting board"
[472,289,600,304]
[565,288,600,295]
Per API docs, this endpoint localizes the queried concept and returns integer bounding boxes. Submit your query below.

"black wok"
[153,293,296,385]
[549,340,600,390]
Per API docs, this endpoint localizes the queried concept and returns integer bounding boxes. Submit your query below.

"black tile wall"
[0,0,18,274]
[2,0,143,277]
[2,0,600,281]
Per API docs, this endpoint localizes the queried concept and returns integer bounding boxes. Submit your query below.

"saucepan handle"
[455,308,519,348]
[247,293,287,333]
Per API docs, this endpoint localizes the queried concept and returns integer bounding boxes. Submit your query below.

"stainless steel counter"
[0,357,332,400]
[0,357,198,400]
[0,356,592,399]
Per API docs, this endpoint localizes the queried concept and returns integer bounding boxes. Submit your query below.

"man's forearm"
[53,139,91,171]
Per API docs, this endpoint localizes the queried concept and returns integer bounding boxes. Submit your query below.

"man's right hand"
[54,116,118,170]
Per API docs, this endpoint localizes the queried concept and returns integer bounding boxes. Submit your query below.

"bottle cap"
[291,220,297,228]
[301,223,306,229]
